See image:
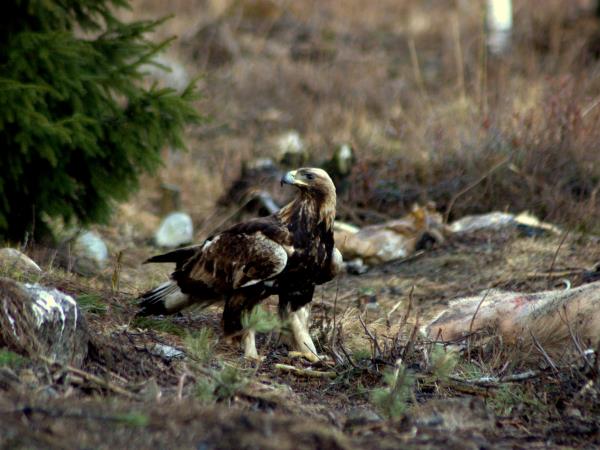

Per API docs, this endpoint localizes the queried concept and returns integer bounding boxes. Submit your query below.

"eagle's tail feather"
[143,247,196,265]
[137,281,191,316]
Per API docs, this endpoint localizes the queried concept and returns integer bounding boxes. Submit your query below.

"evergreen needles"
[0,0,202,241]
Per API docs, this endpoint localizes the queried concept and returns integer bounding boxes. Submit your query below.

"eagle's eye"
[305,173,315,180]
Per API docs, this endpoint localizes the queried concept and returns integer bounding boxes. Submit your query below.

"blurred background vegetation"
[2,0,600,245]
[121,0,600,239]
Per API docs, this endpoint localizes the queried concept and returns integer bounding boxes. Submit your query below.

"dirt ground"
[2,0,600,448]
[1,226,599,449]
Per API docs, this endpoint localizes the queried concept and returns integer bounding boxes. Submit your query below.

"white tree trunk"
[486,0,512,54]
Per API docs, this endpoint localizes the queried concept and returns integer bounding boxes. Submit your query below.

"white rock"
[154,212,194,248]
[277,131,304,156]
[0,279,89,367]
[0,248,42,273]
[141,53,190,93]
[150,343,185,360]
[73,231,109,274]
[333,144,355,175]
[247,157,276,171]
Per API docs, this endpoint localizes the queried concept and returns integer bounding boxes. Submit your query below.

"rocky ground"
[1,222,599,449]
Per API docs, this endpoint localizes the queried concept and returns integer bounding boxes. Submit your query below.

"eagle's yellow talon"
[288,351,324,363]
[244,354,265,362]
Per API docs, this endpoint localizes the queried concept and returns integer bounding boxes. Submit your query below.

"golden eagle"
[138,168,342,360]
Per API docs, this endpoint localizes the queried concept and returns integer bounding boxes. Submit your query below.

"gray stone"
[412,398,494,432]
[150,343,185,361]
[344,407,382,428]
[141,53,190,92]
[72,231,109,275]
[154,212,194,248]
[277,131,307,167]
[331,144,355,176]
[0,248,42,274]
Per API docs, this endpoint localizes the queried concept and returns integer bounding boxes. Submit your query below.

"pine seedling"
[212,364,250,401]
[184,328,216,366]
[429,344,458,383]
[371,359,414,419]
[241,305,280,333]
[194,364,251,404]
[195,376,217,404]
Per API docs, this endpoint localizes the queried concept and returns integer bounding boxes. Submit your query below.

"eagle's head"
[280,167,336,229]
[281,168,336,198]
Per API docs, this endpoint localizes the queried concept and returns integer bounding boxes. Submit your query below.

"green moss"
[76,293,107,315]
[0,349,28,368]
[113,412,149,428]
[132,316,185,337]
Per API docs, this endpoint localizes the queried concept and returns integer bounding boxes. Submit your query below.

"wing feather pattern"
[173,230,289,295]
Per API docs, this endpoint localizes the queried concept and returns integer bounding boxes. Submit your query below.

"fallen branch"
[500,370,539,382]
[39,356,140,399]
[448,370,539,388]
[177,367,191,401]
[275,364,336,379]
[389,250,426,267]
[442,379,493,396]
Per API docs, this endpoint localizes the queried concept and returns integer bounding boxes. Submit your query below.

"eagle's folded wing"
[315,247,343,285]
[174,231,289,293]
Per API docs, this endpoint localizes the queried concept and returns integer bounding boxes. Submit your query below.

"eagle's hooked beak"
[281,170,297,186]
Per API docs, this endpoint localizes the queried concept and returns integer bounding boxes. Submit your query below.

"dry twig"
[358,314,382,358]
[444,157,509,223]
[275,364,336,379]
[39,356,140,399]
[529,330,558,372]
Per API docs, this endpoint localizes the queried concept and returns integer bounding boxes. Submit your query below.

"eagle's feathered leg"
[241,329,260,360]
[223,289,268,360]
[279,286,322,362]
[288,305,319,359]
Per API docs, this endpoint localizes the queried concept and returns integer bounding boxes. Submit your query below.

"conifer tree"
[0,0,202,242]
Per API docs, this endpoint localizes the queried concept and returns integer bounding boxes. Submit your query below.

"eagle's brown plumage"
[138,168,342,359]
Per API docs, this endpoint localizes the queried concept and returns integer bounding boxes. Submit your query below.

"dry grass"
[112,0,600,236]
